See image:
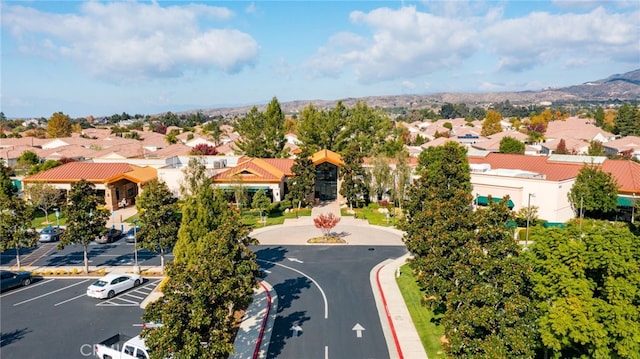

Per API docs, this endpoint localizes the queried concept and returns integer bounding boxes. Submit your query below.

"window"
[124,345,134,355]
[135,348,148,359]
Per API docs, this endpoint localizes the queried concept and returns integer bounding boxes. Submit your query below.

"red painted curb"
[253,281,272,359]
[377,265,404,359]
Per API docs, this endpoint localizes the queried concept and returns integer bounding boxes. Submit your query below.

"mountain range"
[191,69,640,117]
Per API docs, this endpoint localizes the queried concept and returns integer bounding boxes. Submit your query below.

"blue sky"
[1,1,639,118]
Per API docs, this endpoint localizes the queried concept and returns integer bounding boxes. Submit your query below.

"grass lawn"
[32,210,66,229]
[340,207,400,227]
[396,264,446,358]
[241,208,312,227]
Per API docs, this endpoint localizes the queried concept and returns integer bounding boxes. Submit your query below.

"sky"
[1,1,639,119]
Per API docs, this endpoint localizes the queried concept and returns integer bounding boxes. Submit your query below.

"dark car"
[1,270,32,291]
[39,226,64,242]
[95,228,122,244]
[124,226,140,243]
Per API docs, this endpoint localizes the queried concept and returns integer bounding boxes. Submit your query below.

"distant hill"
[188,69,640,117]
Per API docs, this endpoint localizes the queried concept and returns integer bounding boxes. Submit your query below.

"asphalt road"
[254,245,407,359]
[0,277,159,359]
[0,239,172,268]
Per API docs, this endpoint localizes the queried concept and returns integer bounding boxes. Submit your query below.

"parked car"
[86,272,142,299]
[39,226,64,242]
[124,226,140,243]
[0,270,32,291]
[95,228,122,244]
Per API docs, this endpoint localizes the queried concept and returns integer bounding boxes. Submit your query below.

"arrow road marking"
[291,323,303,337]
[352,323,365,338]
[286,257,304,263]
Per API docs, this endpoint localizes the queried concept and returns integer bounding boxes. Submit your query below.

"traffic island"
[306,236,347,244]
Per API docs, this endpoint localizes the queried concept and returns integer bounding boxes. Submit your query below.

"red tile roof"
[212,158,293,183]
[468,153,583,181]
[601,160,640,194]
[23,162,134,183]
[469,153,640,194]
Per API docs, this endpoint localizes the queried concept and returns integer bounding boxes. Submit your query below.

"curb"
[371,254,428,359]
[230,280,278,359]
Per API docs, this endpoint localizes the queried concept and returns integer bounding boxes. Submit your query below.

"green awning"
[543,222,566,229]
[617,196,636,207]
[475,196,514,209]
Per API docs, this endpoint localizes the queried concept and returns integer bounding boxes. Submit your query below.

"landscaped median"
[1,266,166,277]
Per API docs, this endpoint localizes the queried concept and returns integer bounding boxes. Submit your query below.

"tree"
[46,112,72,138]
[594,106,605,128]
[587,140,605,156]
[334,101,392,155]
[481,109,503,136]
[235,97,287,158]
[499,136,525,154]
[444,199,538,357]
[251,189,271,221]
[135,179,179,274]
[0,196,37,268]
[165,129,180,144]
[339,144,369,209]
[400,141,474,307]
[526,220,640,358]
[190,143,218,155]
[0,159,18,199]
[287,147,315,209]
[613,103,640,136]
[143,163,258,358]
[400,142,537,357]
[555,138,569,154]
[313,212,341,239]
[24,182,64,224]
[568,164,619,220]
[370,155,392,202]
[59,180,110,273]
[391,150,412,209]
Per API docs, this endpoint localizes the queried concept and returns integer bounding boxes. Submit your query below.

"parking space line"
[97,296,139,306]
[124,293,145,300]
[13,279,90,306]
[0,279,55,298]
[54,293,86,306]
[25,245,58,266]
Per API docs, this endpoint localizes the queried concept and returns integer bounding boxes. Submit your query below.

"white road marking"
[54,293,86,306]
[257,259,329,319]
[13,279,91,306]
[325,346,328,359]
[287,257,304,263]
[0,279,54,298]
[352,323,365,338]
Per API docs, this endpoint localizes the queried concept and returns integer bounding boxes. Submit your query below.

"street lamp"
[525,193,536,247]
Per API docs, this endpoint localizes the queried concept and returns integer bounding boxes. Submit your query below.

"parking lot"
[1,276,160,358]
[0,240,172,268]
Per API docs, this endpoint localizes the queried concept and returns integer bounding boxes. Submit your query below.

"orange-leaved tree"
[313,213,341,239]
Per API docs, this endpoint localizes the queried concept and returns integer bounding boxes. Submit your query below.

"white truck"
[94,333,149,359]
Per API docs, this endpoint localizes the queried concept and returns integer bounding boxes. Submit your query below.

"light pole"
[54,208,60,228]
[525,193,536,247]
[133,219,139,273]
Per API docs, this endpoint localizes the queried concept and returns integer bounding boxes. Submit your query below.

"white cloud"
[2,2,258,82]
[483,7,640,72]
[305,6,481,83]
[305,3,638,86]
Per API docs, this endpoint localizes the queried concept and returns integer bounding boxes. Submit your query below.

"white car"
[86,273,142,299]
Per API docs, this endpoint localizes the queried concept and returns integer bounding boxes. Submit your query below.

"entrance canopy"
[475,195,515,209]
